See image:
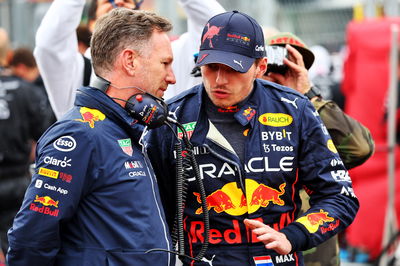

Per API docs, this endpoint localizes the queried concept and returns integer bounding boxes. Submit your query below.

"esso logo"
[53,136,76,152]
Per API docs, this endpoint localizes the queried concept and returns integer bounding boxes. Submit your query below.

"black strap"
[82,55,92,86]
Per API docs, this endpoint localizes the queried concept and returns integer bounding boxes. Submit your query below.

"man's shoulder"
[257,79,305,99]
[166,84,201,106]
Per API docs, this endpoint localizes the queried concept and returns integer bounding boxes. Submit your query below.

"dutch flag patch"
[253,255,274,266]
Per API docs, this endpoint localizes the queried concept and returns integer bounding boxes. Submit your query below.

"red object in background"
[342,17,400,260]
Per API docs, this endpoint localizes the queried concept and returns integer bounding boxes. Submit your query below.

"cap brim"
[196,50,255,73]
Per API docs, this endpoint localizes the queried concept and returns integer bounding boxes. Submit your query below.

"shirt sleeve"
[34,0,85,119]
[313,98,375,169]
[7,124,95,265]
[280,100,359,252]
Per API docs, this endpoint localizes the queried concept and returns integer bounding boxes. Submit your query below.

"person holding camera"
[147,11,359,266]
[263,32,375,266]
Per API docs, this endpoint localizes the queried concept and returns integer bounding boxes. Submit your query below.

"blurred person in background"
[0,28,49,256]
[34,0,224,119]
[9,47,56,127]
[76,25,91,55]
[308,45,345,110]
[263,32,375,266]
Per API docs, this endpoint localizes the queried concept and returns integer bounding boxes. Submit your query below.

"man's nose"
[215,68,228,85]
[166,68,176,85]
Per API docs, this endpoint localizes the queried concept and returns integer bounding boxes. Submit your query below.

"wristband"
[304,86,321,100]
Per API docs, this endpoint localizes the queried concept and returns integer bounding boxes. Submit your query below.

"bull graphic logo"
[249,183,286,208]
[202,23,223,48]
[75,107,106,128]
[296,209,335,233]
[193,181,287,216]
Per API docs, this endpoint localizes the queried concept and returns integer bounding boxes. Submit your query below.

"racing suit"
[147,79,359,266]
[7,87,173,266]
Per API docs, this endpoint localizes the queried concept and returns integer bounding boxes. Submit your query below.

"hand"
[265,44,311,94]
[244,218,292,255]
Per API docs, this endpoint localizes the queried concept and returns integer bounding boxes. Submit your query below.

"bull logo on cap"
[202,23,223,48]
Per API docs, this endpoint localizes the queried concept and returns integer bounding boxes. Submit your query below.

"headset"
[89,75,169,129]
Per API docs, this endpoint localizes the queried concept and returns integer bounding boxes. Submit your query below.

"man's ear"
[255,57,268,78]
[121,49,138,76]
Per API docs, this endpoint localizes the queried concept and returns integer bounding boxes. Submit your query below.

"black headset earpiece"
[89,75,169,129]
[125,93,169,129]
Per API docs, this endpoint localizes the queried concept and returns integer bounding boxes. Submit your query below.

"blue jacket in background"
[7,87,174,266]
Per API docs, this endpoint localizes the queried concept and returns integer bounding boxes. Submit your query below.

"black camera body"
[266,46,288,74]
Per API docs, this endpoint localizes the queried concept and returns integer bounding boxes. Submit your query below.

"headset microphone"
[124,93,168,129]
[89,75,169,129]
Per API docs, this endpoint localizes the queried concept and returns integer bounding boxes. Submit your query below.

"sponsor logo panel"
[259,113,293,127]
[331,170,351,183]
[118,138,133,156]
[38,167,72,183]
[193,180,286,216]
[38,167,59,179]
[263,144,293,153]
[177,121,196,140]
[35,180,68,195]
[75,107,105,128]
[53,136,76,152]
[327,139,338,153]
[43,156,72,168]
[30,195,60,217]
[296,209,335,233]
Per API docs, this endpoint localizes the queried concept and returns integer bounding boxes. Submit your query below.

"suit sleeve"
[280,99,359,252]
[6,124,95,265]
[34,0,85,119]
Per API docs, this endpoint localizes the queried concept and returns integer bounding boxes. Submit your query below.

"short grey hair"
[90,8,172,76]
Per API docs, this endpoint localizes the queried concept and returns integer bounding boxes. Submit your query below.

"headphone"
[89,75,169,129]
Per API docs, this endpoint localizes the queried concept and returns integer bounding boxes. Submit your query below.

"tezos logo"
[53,136,76,152]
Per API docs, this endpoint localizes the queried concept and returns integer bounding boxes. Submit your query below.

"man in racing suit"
[147,11,359,265]
[7,9,176,265]
[263,32,374,266]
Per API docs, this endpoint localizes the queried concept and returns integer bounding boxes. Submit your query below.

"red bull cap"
[196,10,266,73]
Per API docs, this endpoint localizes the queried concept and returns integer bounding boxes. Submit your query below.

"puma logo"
[202,255,216,266]
[233,60,243,69]
[280,97,298,109]
[168,106,180,120]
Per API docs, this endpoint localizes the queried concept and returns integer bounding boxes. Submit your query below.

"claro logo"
[53,136,76,152]
[259,113,293,127]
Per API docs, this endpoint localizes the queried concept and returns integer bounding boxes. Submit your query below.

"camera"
[266,46,288,75]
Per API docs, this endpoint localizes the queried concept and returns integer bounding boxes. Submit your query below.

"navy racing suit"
[7,87,174,266]
[147,79,359,266]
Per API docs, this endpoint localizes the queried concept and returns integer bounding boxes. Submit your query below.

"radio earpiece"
[89,75,169,129]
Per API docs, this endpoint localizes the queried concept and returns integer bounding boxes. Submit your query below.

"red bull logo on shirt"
[30,195,60,217]
[296,209,335,233]
[75,107,105,128]
[188,213,293,245]
[193,180,286,216]
[242,107,256,121]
